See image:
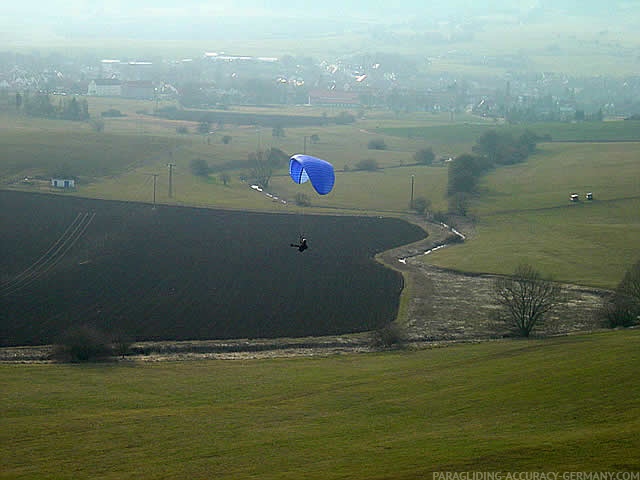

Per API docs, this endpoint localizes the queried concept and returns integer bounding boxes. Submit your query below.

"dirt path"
[378,216,608,342]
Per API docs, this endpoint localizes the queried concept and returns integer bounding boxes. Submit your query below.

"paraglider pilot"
[290,235,308,253]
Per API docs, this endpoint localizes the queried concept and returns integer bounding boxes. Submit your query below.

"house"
[51,178,75,189]
[87,79,122,97]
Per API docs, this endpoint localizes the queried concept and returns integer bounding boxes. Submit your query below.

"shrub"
[367,138,387,150]
[370,323,407,349]
[432,210,449,224]
[600,294,639,328]
[412,196,431,214]
[295,193,311,207]
[158,105,180,118]
[52,325,114,363]
[101,108,125,118]
[334,111,355,125]
[190,158,210,177]
[110,331,133,359]
[414,147,435,165]
[355,158,379,171]
[600,260,640,328]
[197,120,211,134]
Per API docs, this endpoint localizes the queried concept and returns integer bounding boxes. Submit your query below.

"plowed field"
[1,190,425,346]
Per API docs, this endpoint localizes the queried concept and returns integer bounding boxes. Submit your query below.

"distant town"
[2,49,640,122]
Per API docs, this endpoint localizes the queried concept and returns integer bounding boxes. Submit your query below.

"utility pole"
[410,174,415,210]
[147,173,159,209]
[167,163,176,198]
[304,135,308,154]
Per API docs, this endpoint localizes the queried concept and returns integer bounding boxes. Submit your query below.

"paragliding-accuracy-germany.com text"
[432,472,639,480]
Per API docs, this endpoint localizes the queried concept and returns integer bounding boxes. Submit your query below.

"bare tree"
[219,172,231,186]
[493,264,562,337]
[249,148,288,189]
[249,150,272,189]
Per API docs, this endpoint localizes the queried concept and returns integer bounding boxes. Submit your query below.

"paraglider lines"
[1,212,95,296]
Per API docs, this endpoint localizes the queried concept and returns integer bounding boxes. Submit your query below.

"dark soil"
[0,190,424,347]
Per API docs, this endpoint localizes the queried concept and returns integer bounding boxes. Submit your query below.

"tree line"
[447,129,540,214]
[16,92,90,121]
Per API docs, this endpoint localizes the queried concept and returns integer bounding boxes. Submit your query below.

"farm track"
[377,217,610,343]
[1,211,95,296]
[482,194,640,217]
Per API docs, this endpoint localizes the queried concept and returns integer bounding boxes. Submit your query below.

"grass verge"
[1,330,639,478]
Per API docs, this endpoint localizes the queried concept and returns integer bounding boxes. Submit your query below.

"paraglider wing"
[289,154,335,195]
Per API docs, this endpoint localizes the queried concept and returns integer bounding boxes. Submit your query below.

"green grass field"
[0,106,451,214]
[423,142,640,288]
[381,120,640,145]
[2,330,639,478]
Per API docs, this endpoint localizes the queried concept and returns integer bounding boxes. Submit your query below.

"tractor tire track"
[1,212,95,296]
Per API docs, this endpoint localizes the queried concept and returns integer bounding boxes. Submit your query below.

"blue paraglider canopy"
[289,154,335,195]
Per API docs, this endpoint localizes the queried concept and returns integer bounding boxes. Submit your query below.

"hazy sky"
[2,0,542,26]
[2,1,637,58]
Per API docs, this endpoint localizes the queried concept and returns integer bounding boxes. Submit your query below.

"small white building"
[51,178,75,189]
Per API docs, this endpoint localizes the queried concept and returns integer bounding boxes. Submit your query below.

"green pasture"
[381,120,640,146]
[1,107,448,214]
[424,142,640,288]
[2,330,639,478]
[0,113,176,182]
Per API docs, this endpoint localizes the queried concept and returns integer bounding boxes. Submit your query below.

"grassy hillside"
[0,107,453,214]
[424,142,640,288]
[2,330,639,478]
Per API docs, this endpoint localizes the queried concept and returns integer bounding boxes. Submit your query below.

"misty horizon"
[3,1,638,48]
